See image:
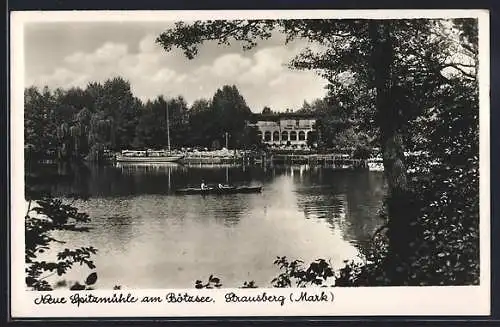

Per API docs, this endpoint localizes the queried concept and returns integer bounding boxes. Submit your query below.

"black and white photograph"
[10,10,490,317]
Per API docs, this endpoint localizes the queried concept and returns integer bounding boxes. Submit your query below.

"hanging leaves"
[85,272,98,285]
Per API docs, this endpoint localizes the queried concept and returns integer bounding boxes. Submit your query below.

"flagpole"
[166,101,171,152]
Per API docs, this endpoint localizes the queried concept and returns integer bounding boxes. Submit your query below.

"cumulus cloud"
[138,34,161,53]
[26,32,328,111]
[239,46,289,83]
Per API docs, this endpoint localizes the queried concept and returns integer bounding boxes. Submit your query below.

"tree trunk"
[369,21,411,284]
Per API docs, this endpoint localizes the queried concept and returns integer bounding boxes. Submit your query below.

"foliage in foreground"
[25,82,262,163]
[24,18,479,290]
[159,18,480,287]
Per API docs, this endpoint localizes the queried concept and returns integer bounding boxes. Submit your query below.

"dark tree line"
[25,79,262,163]
[295,96,374,157]
[25,78,375,164]
[24,17,480,288]
[157,18,480,285]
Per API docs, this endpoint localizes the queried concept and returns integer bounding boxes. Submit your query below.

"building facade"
[248,113,317,148]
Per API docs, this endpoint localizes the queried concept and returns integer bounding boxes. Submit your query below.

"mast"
[166,101,171,151]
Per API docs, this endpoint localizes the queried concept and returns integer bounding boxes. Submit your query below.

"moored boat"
[175,186,262,195]
[116,150,184,163]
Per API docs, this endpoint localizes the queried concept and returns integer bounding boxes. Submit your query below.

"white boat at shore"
[367,157,384,171]
[116,150,184,163]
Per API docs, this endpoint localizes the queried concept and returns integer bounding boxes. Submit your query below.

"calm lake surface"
[33,162,387,289]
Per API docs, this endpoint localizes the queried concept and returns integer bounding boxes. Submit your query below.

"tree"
[261,106,273,115]
[236,125,262,150]
[24,86,59,159]
[99,77,142,150]
[87,111,114,161]
[297,101,314,114]
[132,95,190,149]
[183,85,253,149]
[294,19,480,284]
[211,85,252,148]
[167,96,190,148]
[297,97,368,151]
[133,99,159,149]
[53,87,95,123]
[25,77,145,161]
[186,99,212,147]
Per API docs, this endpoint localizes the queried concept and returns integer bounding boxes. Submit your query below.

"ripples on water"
[32,162,387,289]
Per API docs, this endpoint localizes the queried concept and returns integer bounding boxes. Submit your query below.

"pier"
[111,149,369,169]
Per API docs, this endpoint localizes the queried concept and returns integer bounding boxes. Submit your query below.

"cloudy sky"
[24,22,328,112]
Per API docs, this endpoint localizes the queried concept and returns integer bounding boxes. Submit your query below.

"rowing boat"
[175,186,262,195]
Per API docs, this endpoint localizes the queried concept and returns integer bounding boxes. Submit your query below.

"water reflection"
[33,163,386,288]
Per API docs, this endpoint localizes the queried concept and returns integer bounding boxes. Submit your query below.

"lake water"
[30,162,387,289]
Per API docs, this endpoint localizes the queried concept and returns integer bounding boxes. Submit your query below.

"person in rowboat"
[201,180,207,190]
